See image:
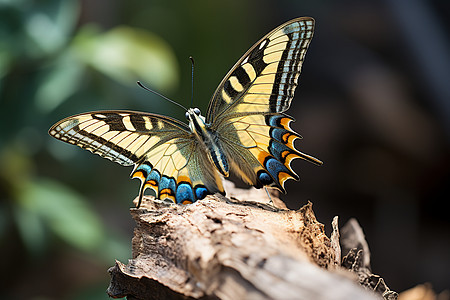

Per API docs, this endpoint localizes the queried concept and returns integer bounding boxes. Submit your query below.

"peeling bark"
[107,183,393,300]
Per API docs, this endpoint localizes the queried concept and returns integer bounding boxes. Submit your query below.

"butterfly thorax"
[186,108,230,177]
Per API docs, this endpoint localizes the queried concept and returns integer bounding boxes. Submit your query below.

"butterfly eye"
[185,112,190,120]
[193,108,201,115]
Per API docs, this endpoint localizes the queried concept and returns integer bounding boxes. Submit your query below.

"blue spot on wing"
[146,169,161,182]
[135,162,153,177]
[270,127,291,143]
[268,115,283,127]
[265,157,296,181]
[269,140,297,163]
[176,183,195,204]
[134,162,217,204]
[160,176,174,189]
[258,171,273,185]
[195,186,209,200]
[159,176,176,197]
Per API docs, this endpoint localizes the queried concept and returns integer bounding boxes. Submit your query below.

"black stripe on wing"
[49,111,191,166]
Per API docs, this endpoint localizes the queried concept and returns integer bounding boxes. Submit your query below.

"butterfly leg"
[264,187,273,205]
[137,182,145,208]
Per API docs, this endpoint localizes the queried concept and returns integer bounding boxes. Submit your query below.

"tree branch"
[107,182,394,300]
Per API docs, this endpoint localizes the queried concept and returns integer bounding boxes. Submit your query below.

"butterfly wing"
[206,17,322,193]
[49,111,224,206]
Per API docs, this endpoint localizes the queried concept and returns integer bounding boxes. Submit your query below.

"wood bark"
[107,182,395,300]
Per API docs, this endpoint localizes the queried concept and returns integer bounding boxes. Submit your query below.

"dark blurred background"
[1,0,449,299]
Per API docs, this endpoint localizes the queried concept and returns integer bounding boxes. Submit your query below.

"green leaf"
[17,178,105,252]
[34,51,84,113]
[74,25,179,91]
[0,49,12,80]
[24,0,80,56]
[13,204,47,256]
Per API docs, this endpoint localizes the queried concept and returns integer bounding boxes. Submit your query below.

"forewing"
[49,111,223,206]
[206,17,315,124]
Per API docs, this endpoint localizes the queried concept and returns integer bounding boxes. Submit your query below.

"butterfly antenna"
[137,81,188,111]
[189,56,195,108]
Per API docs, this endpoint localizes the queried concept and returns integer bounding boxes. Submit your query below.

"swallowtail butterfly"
[49,17,322,207]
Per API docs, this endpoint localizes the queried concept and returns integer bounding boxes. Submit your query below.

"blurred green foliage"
[0,0,181,298]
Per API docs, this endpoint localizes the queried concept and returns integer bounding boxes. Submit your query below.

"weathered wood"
[107,183,384,300]
[341,219,398,299]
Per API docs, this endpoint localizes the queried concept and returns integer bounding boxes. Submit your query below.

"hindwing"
[49,111,224,206]
[217,113,321,192]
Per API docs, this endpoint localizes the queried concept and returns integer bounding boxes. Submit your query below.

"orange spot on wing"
[281,150,290,160]
[132,171,146,181]
[160,189,175,202]
[182,200,193,205]
[278,172,293,187]
[282,132,291,144]
[160,188,175,202]
[282,133,297,148]
[144,180,158,190]
[279,118,292,130]
[177,176,192,184]
[257,151,271,165]
[160,188,174,195]
[284,153,298,166]
[287,135,297,148]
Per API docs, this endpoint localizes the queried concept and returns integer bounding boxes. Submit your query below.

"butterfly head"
[186,107,206,135]
[185,107,201,119]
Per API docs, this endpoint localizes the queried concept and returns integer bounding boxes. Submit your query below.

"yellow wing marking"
[264,41,288,55]
[142,116,154,130]
[269,30,290,43]
[229,76,244,92]
[222,89,232,103]
[241,63,257,81]
[122,116,136,131]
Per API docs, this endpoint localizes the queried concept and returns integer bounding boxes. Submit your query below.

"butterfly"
[49,17,322,208]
